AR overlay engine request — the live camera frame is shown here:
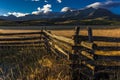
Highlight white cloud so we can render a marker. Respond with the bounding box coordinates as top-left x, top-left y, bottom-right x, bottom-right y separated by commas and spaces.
32, 0, 48, 2
45, 0, 48, 3
32, 11, 41, 15
3, 14, 8, 16
57, 0, 62, 3
87, 2, 102, 9
37, 7, 41, 11
32, 4, 52, 15
86, 1, 120, 9
7, 12, 29, 17
32, 0, 39, 2
61, 7, 74, 12
42, 4, 52, 13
